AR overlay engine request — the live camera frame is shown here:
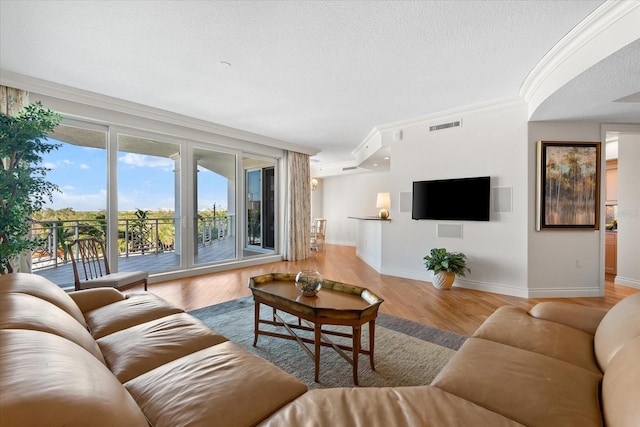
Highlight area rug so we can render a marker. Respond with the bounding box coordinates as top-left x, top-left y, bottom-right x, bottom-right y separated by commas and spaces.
189, 296, 466, 389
